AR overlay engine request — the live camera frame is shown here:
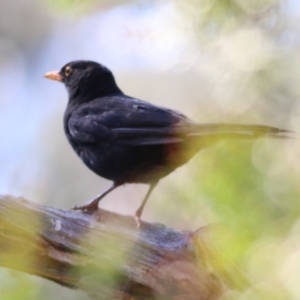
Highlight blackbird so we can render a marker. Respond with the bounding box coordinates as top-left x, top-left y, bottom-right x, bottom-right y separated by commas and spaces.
45, 60, 290, 225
